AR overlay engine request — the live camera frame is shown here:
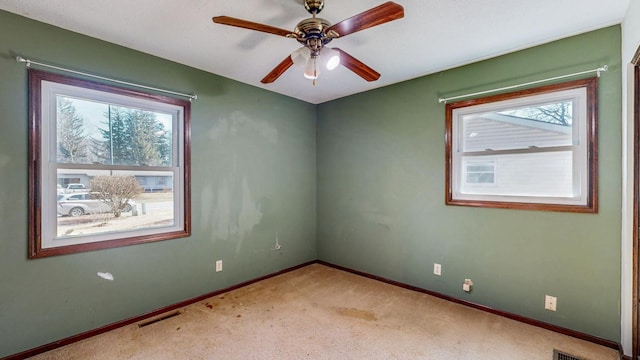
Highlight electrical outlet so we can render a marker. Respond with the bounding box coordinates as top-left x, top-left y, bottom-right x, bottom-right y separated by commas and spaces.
215, 260, 223, 272
433, 263, 442, 276
463, 278, 473, 292
544, 295, 557, 311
